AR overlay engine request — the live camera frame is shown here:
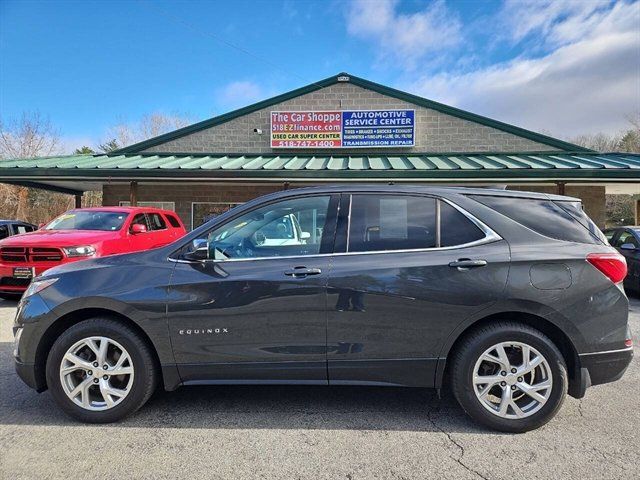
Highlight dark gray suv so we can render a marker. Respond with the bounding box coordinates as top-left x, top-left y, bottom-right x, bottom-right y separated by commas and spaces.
13, 186, 633, 432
